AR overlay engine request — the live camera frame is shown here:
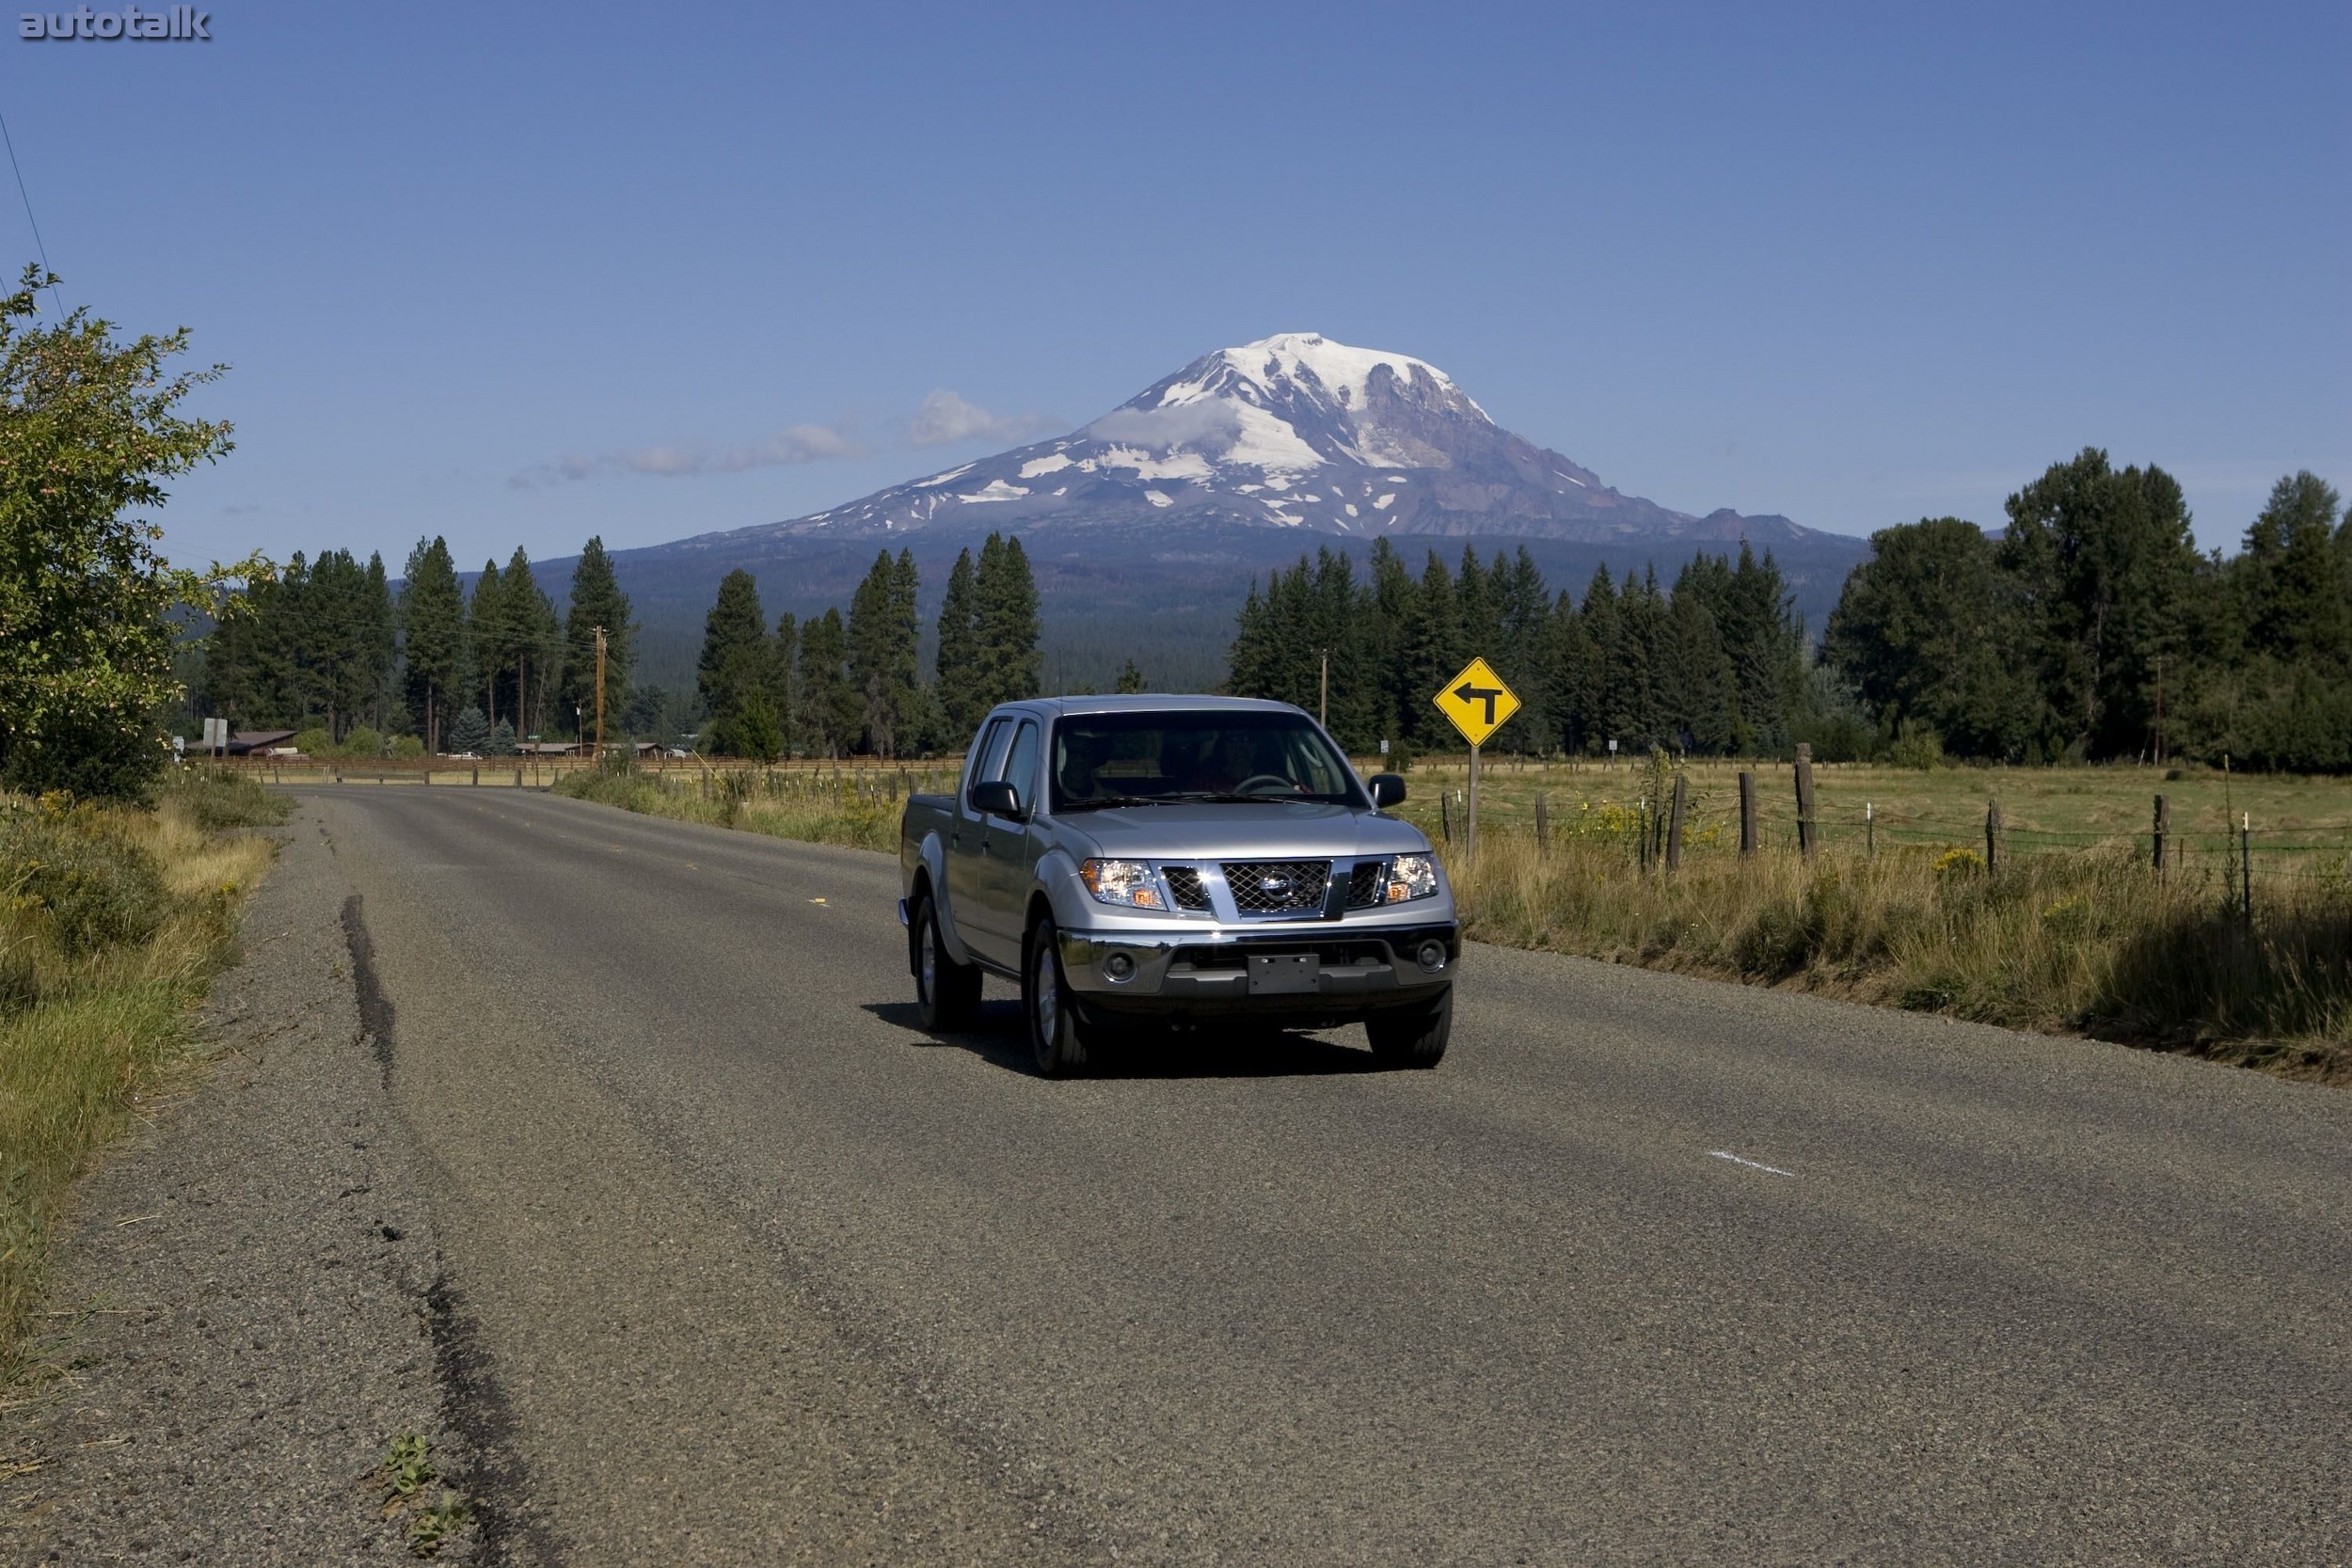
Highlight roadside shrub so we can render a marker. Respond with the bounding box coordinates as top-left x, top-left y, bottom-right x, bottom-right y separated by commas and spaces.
0, 802, 167, 958
291, 726, 330, 757
389, 735, 425, 760
155, 768, 292, 832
